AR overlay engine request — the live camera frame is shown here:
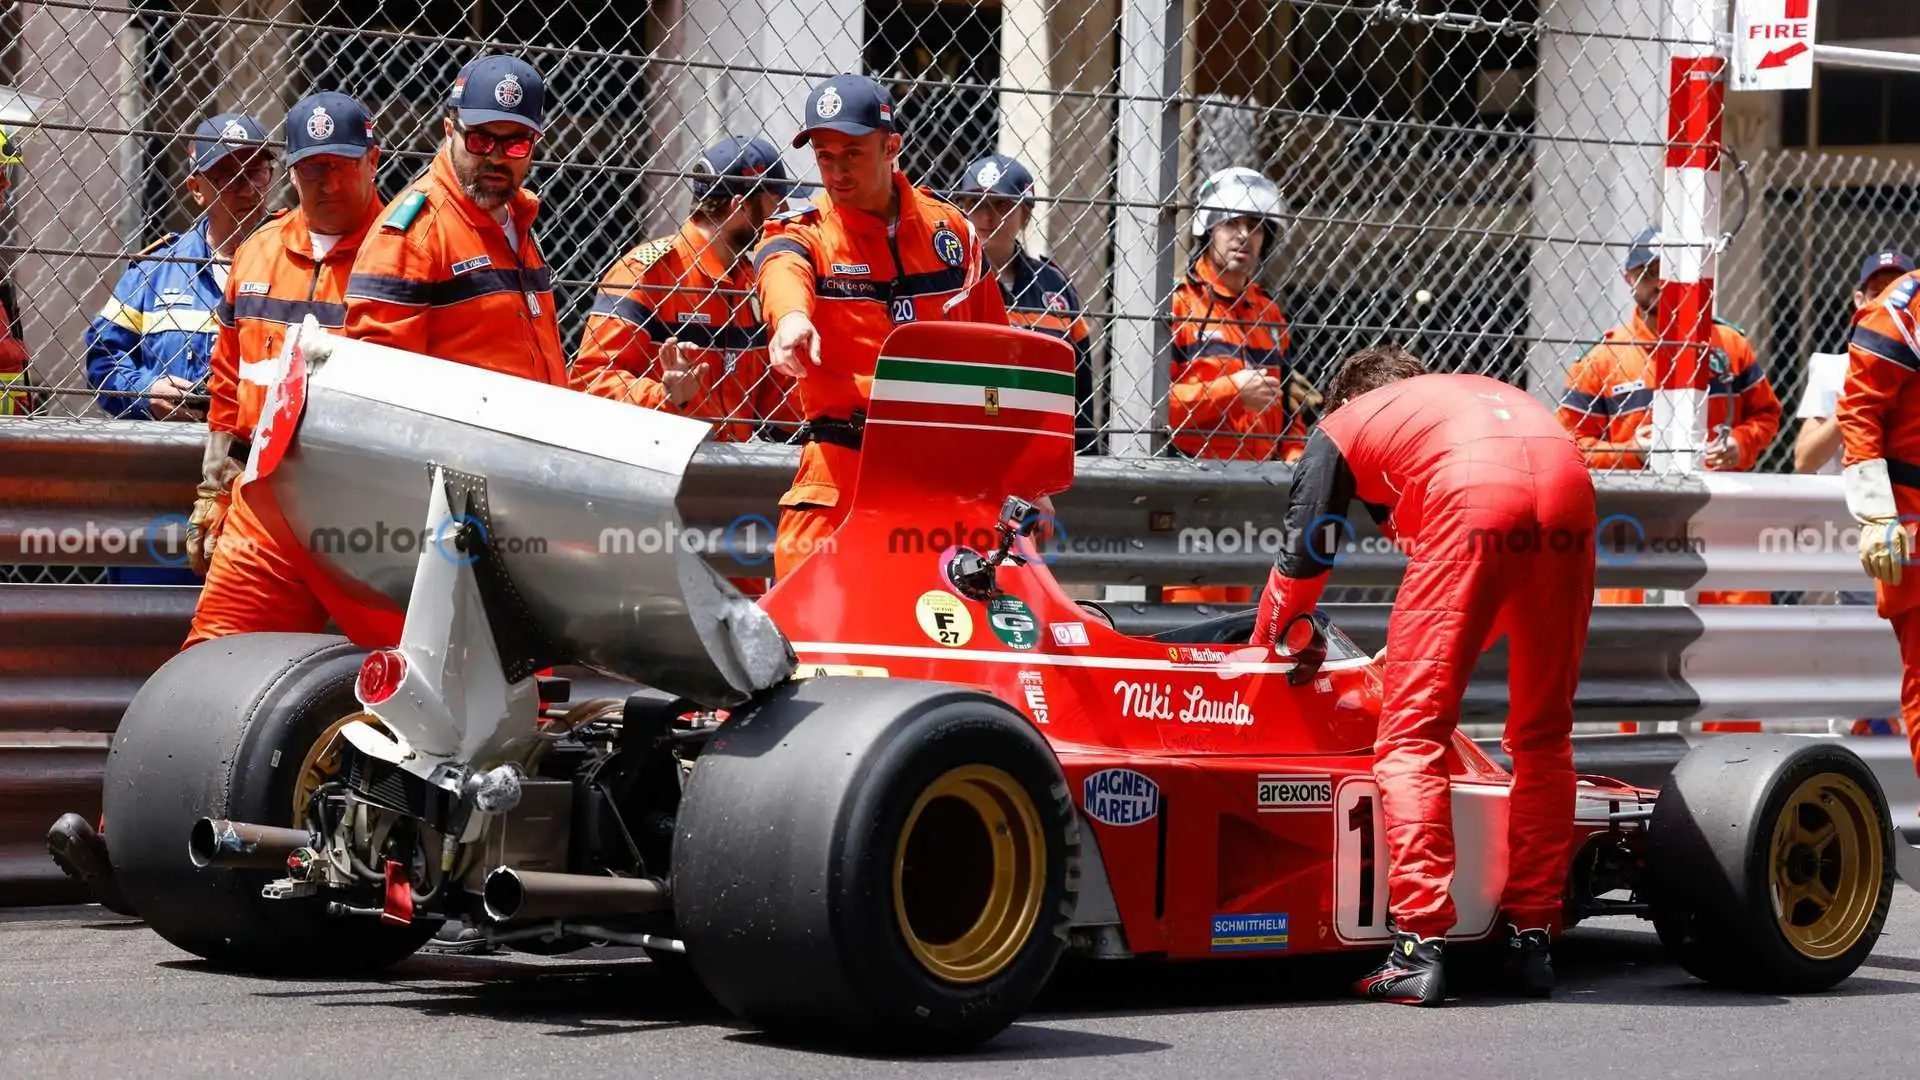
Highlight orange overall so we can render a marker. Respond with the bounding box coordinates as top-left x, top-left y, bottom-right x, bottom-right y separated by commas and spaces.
1558, 310, 1783, 731
185, 147, 569, 651
575, 220, 800, 593
1838, 269, 1920, 774
1164, 256, 1310, 604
